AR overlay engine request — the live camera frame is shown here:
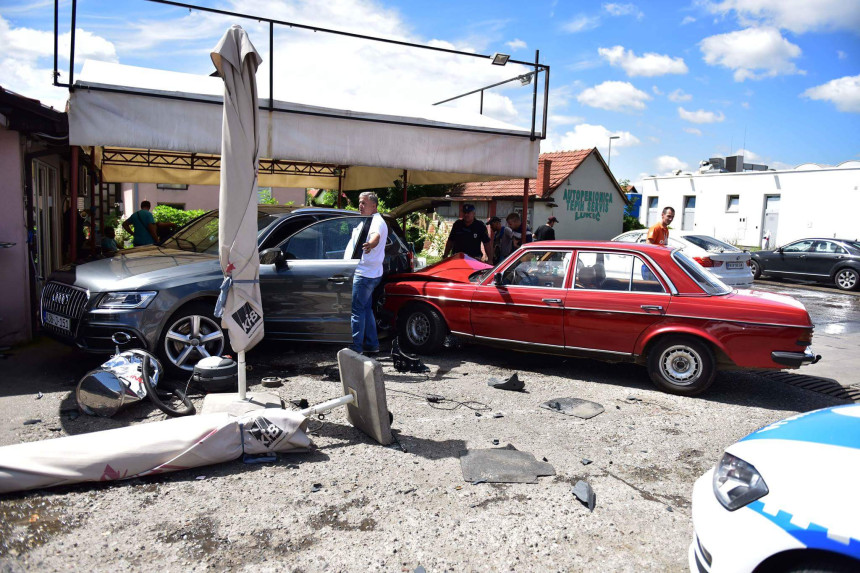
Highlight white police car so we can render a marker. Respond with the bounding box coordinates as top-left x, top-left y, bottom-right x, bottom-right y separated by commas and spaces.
690, 404, 860, 572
